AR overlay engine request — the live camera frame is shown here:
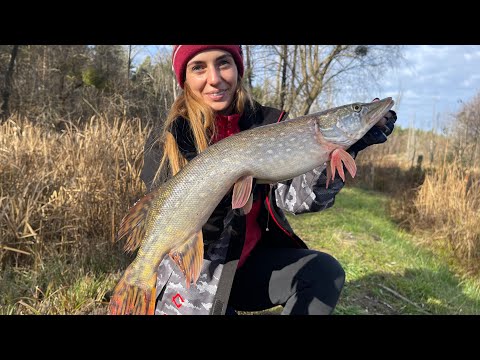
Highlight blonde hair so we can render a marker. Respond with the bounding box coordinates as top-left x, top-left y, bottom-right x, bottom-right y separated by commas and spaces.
151, 79, 254, 187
